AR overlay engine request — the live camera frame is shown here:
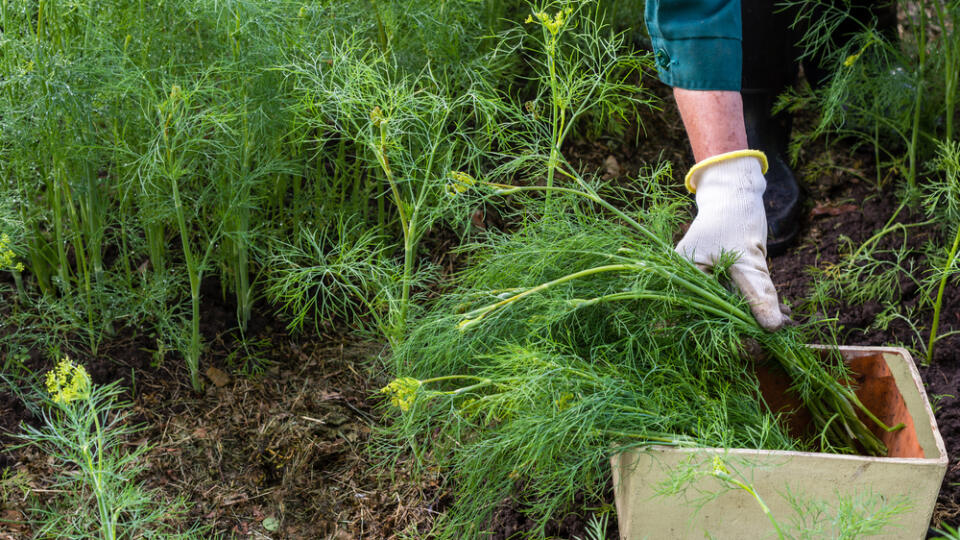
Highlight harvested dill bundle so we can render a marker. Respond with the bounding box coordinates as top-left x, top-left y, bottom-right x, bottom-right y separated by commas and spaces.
380, 173, 897, 538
